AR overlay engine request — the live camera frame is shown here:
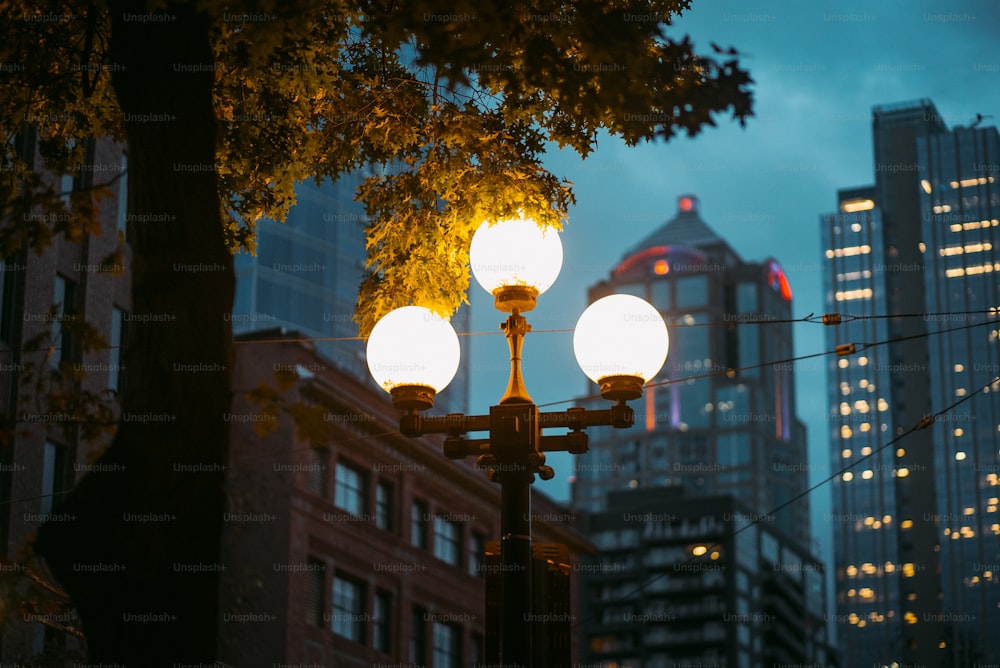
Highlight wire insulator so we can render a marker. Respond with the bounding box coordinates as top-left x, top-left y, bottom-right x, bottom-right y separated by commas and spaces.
822, 313, 842, 325
835, 343, 857, 356
917, 415, 935, 430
